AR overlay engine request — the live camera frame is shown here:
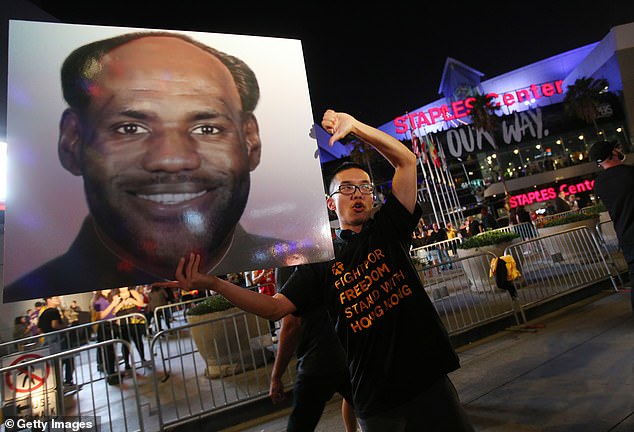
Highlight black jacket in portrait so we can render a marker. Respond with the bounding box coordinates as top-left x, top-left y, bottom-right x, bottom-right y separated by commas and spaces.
4, 217, 318, 302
